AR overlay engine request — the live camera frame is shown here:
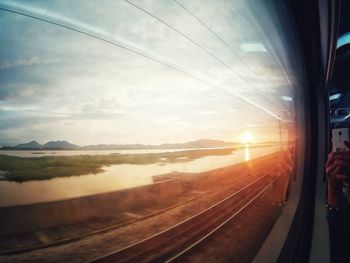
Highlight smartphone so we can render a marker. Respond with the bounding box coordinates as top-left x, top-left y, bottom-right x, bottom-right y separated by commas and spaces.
332, 128, 350, 152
